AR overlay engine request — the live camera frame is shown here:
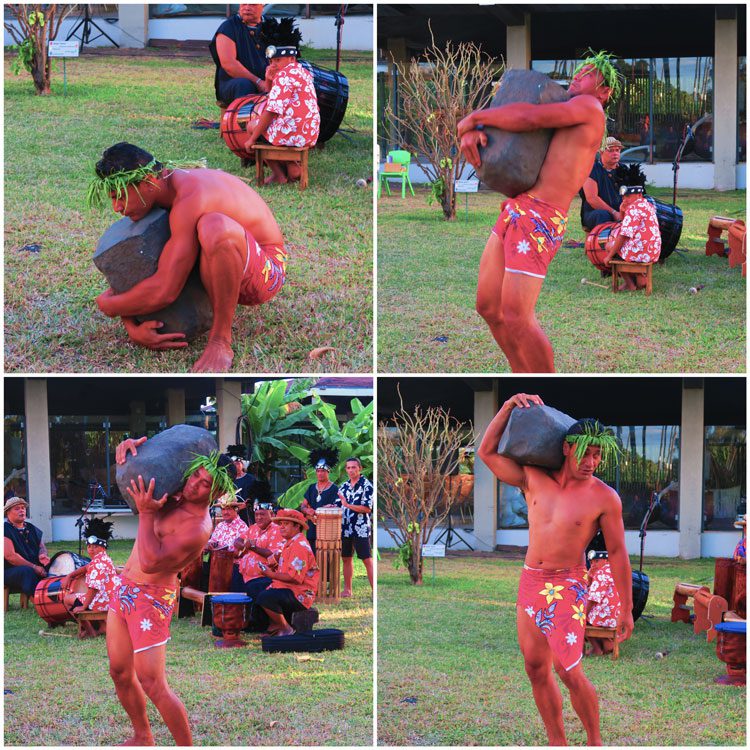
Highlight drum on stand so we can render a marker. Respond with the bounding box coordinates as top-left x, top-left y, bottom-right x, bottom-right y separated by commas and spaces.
208, 548, 236, 593
584, 222, 618, 274
299, 61, 349, 143
220, 94, 267, 158
34, 575, 88, 626
315, 508, 342, 601
644, 196, 683, 259
48, 550, 90, 576
211, 593, 251, 648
